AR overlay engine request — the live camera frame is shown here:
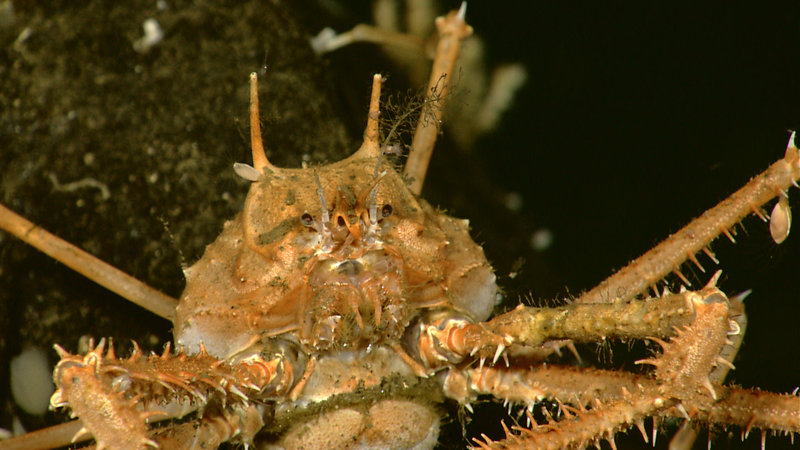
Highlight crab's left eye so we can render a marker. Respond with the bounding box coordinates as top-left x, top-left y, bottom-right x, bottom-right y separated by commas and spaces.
381, 204, 393, 218
301, 212, 314, 227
